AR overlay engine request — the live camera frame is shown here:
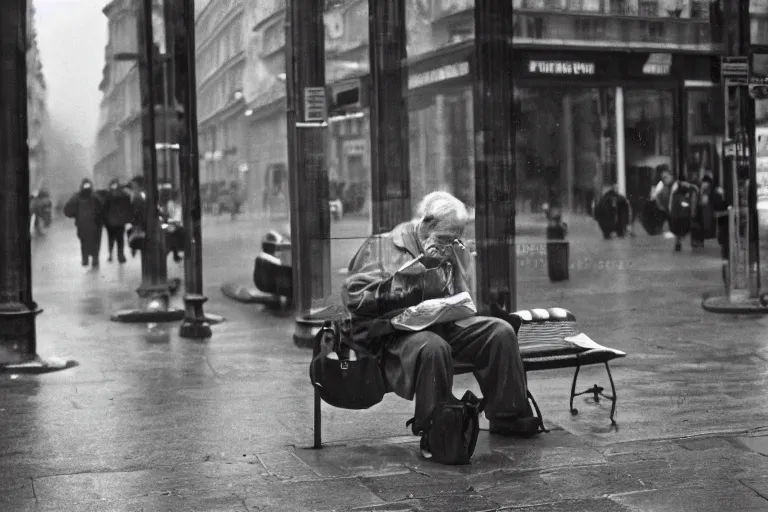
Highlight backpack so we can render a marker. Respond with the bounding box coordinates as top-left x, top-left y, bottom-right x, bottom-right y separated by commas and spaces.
407, 390, 484, 465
